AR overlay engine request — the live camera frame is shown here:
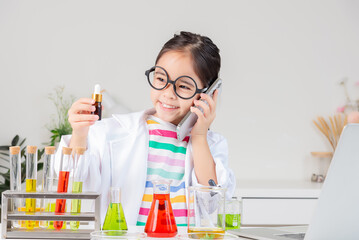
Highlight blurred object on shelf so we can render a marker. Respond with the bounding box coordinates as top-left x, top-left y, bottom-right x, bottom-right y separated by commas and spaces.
348, 111, 359, 123
311, 174, 325, 183
311, 152, 333, 158
310, 152, 333, 182
313, 114, 347, 150
337, 77, 359, 114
